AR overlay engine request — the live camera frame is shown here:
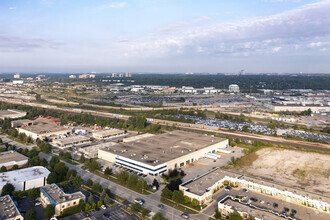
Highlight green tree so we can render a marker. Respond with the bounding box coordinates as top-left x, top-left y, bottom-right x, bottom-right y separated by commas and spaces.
78, 199, 85, 211
92, 183, 103, 193
242, 125, 249, 132
100, 189, 107, 201
97, 200, 103, 207
152, 212, 164, 220
85, 179, 93, 187
44, 204, 55, 219
72, 175, 83, 188
131, 203, 141, 213
191, 198, 199, 207
84, 203, 92, 211
11, 164, 19, 170
87, 160, 99, 172
104, 167, 112, 175
66, 169, 77, 180
79, 153, 85, 163
161, 187, 173, 200
0, 166, 7, 172
184, 196, 190, 204
47, 172, 58, 184
1, 183, 15, 196
27, 188, 40, 199
172, 190, 184, 204
25, 209, 37, 220
49, 156, 60, 169
88, 194, 94, 204
127, 174, 139, 187
228, 210, 243, 220
104, 194, 111, 205
118, 171, 129, 184
54, 162, 68, 181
